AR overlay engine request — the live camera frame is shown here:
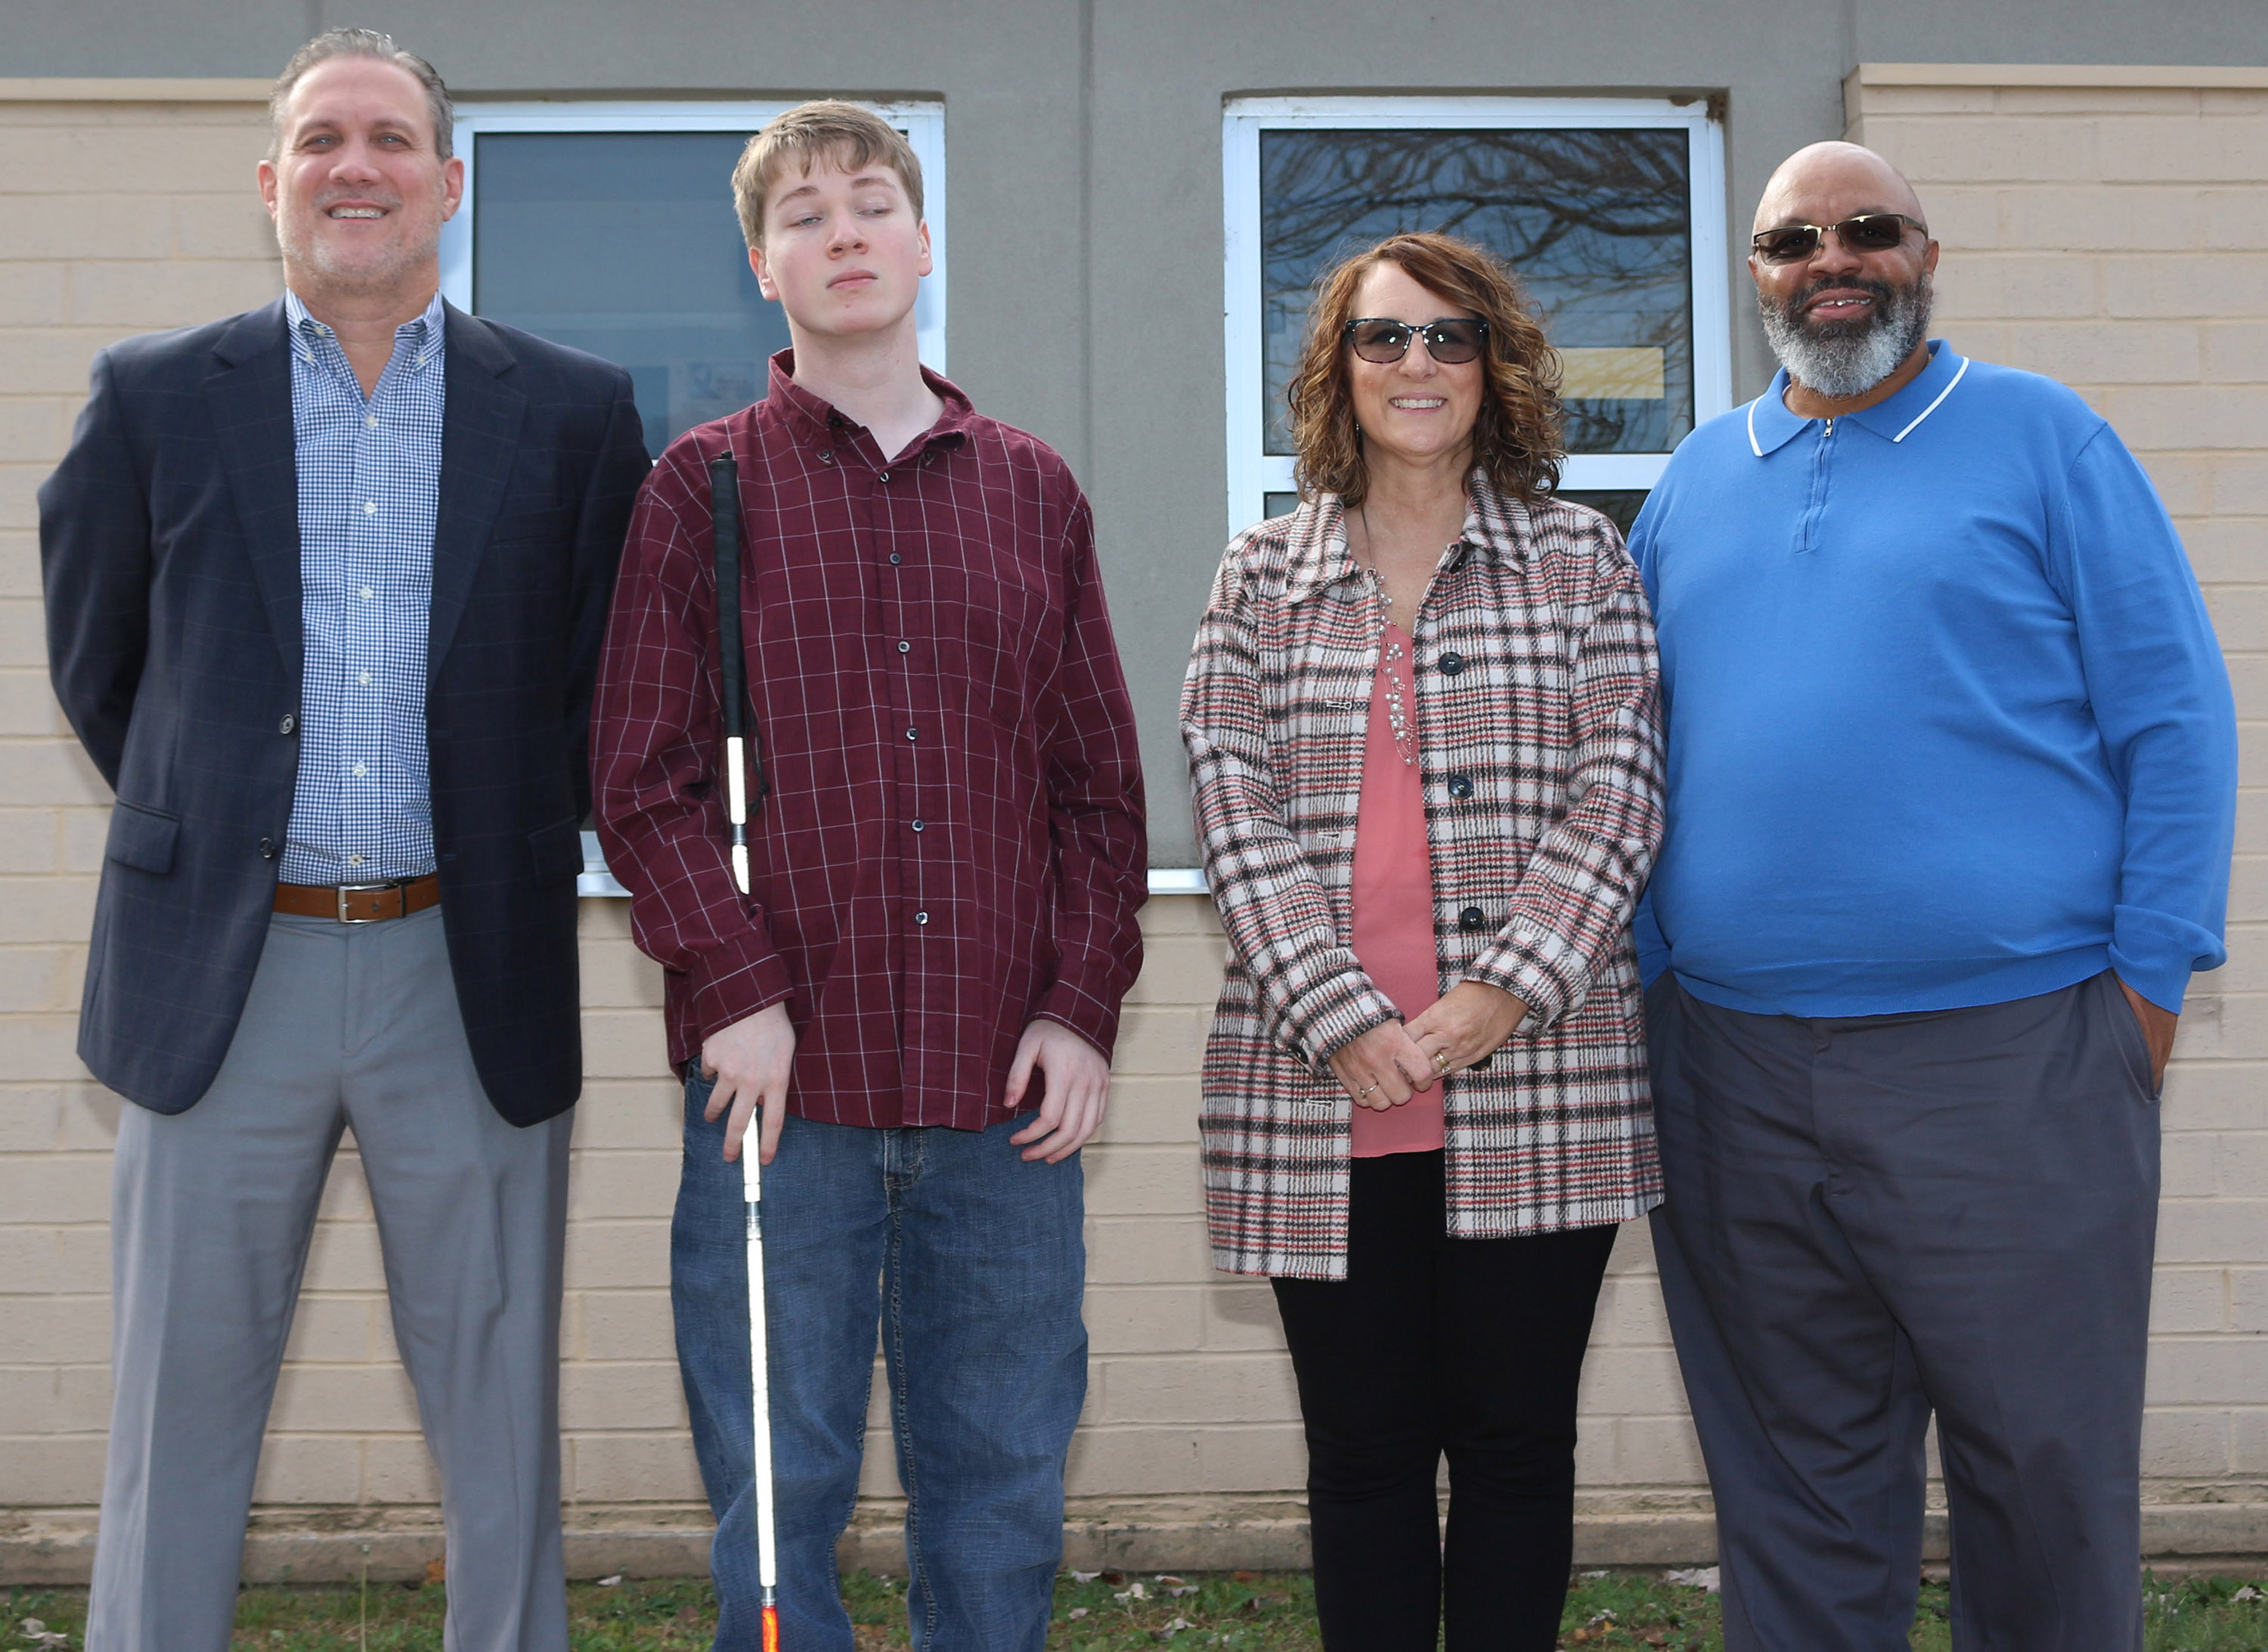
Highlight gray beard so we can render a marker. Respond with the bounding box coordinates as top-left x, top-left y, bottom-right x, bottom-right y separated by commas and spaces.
1758, 271, 1934, 400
